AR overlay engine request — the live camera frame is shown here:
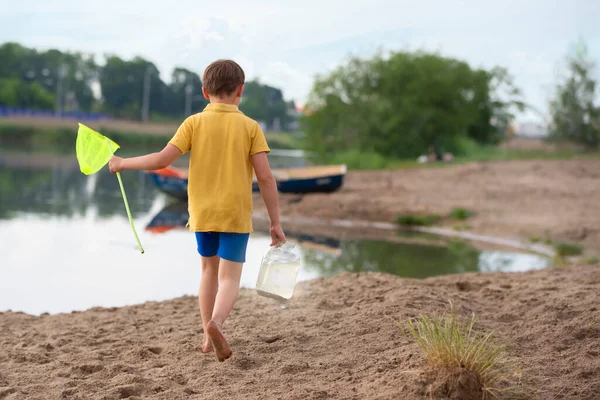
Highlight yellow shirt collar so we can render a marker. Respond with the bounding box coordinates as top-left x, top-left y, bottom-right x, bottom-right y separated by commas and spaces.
204, 103, 240, 113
